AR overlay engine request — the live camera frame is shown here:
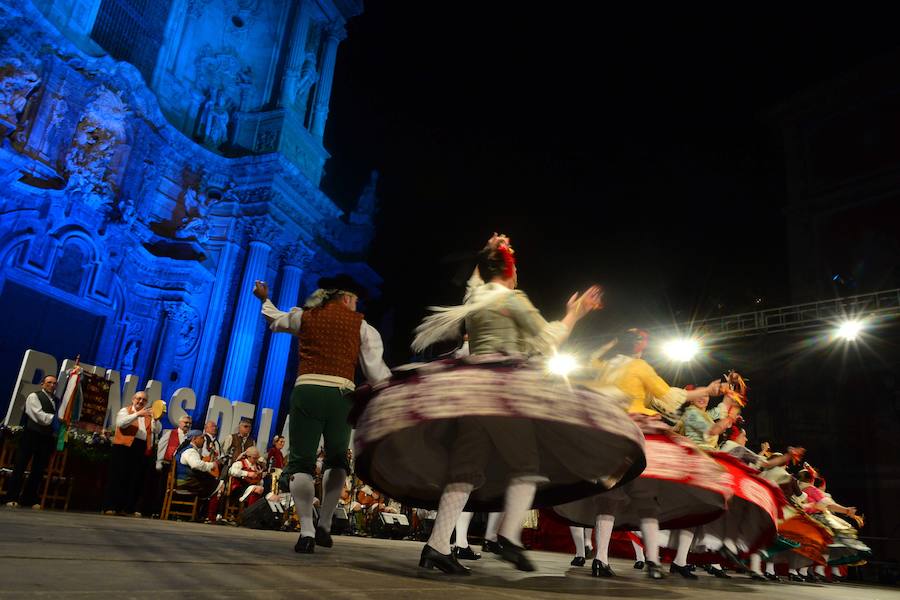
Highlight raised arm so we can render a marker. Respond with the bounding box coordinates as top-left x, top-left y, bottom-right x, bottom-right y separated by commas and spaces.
255, 280, 303, 334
